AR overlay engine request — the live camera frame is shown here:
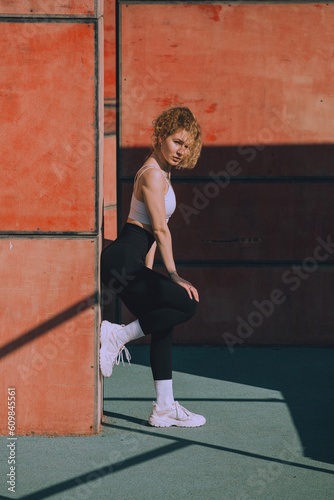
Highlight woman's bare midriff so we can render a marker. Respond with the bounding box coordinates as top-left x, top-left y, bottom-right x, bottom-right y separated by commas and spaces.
126, 217, 154, 236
